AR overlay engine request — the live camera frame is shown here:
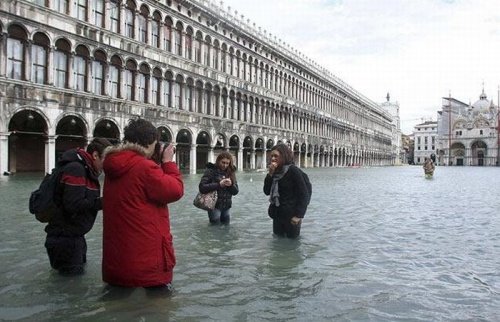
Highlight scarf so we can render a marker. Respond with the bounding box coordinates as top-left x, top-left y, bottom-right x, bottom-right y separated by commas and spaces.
269, 164, 290, 207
